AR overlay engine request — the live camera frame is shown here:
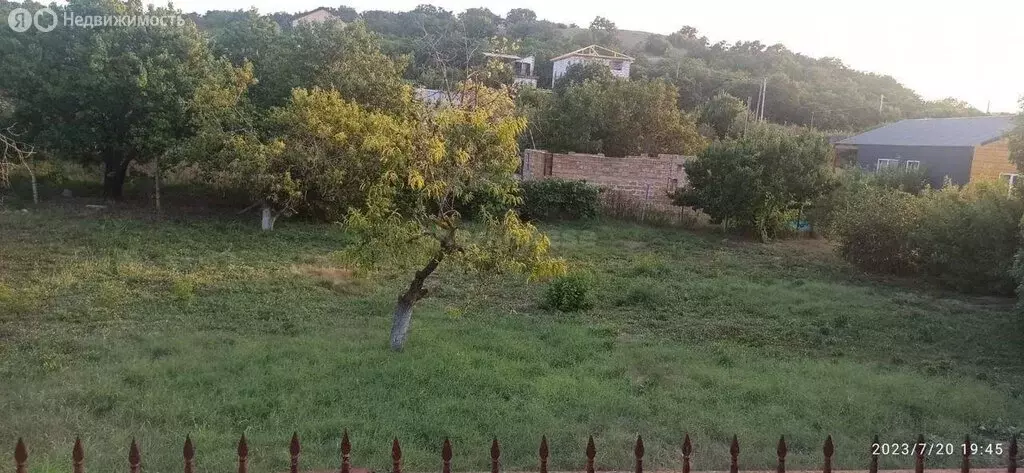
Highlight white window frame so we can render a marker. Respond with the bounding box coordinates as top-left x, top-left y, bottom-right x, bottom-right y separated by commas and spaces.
905, 160, 921, 170
877, 158, 900, 170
